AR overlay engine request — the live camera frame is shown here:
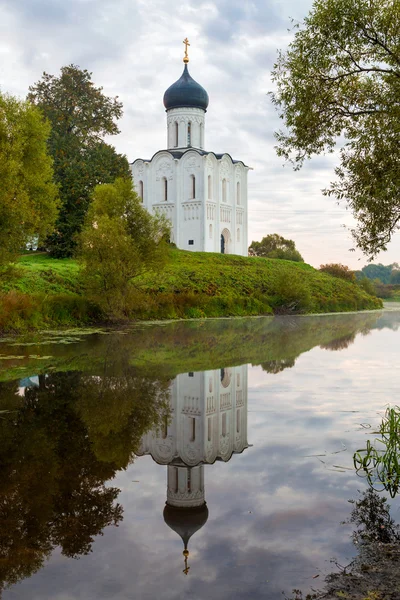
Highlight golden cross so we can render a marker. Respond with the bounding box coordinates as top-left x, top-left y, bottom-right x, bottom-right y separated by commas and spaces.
183, 38, 190, 63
